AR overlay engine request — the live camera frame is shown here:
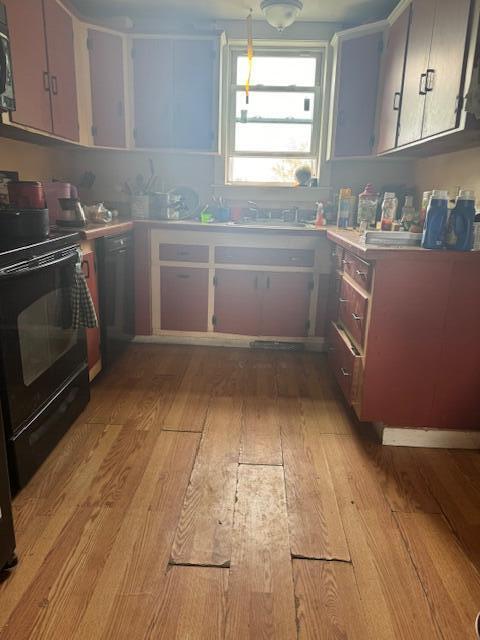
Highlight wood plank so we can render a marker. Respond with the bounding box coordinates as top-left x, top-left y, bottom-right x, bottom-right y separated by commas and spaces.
225, 465, 297, 640
395, 512, 480, 640
293, 559, 369, 639
280, 398, 350, 561
171, 396, 243, 566
240, 396, 283, 465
